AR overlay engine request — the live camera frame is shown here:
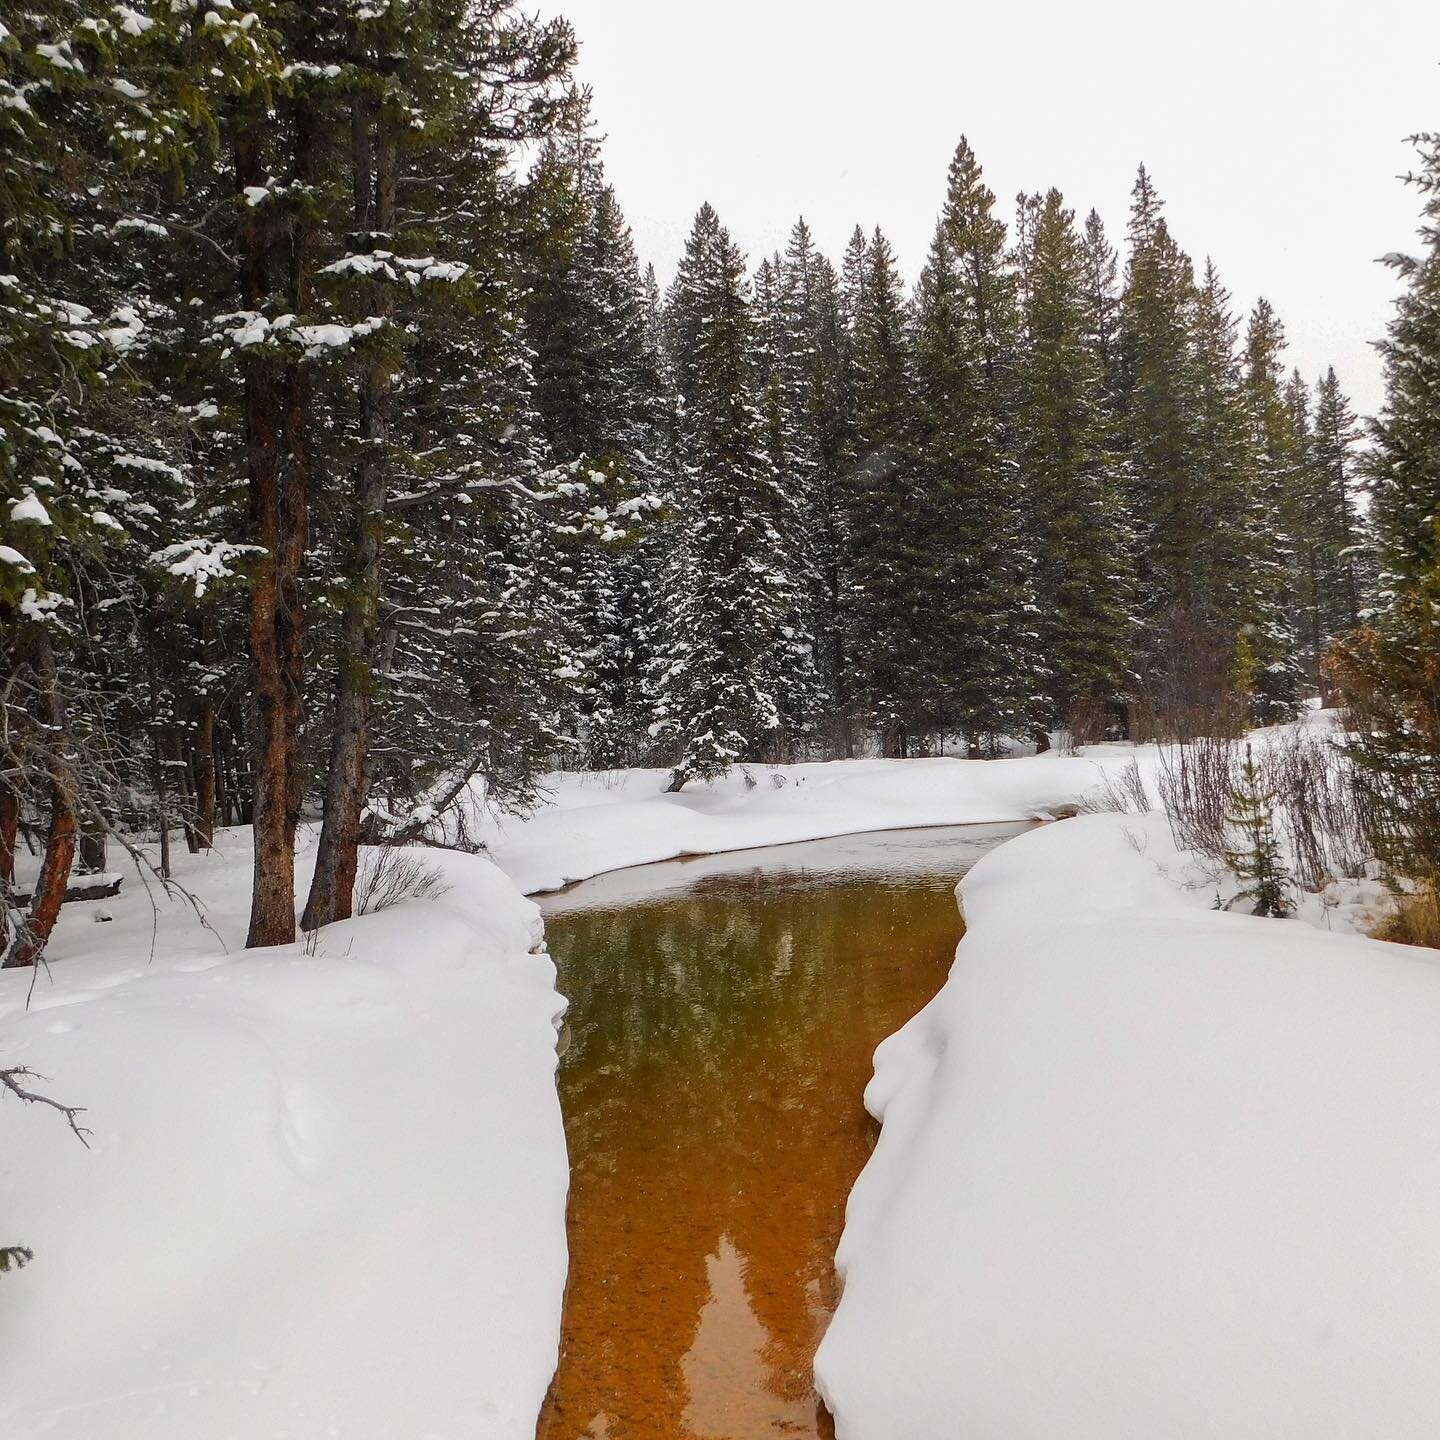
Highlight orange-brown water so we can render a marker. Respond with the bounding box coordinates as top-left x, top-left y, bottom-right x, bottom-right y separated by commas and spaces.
535, 824, 1025, 1440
